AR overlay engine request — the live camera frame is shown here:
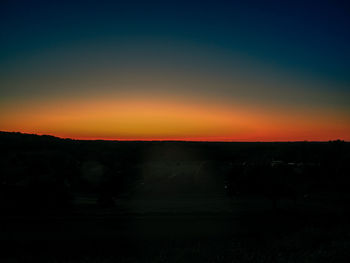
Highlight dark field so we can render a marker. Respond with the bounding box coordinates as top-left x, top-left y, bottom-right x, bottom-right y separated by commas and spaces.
1, 132, 350, 262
